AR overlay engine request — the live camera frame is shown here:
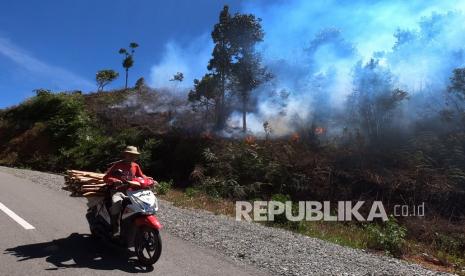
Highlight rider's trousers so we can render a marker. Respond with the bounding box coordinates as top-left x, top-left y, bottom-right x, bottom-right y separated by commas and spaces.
110, 191, 126, 216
